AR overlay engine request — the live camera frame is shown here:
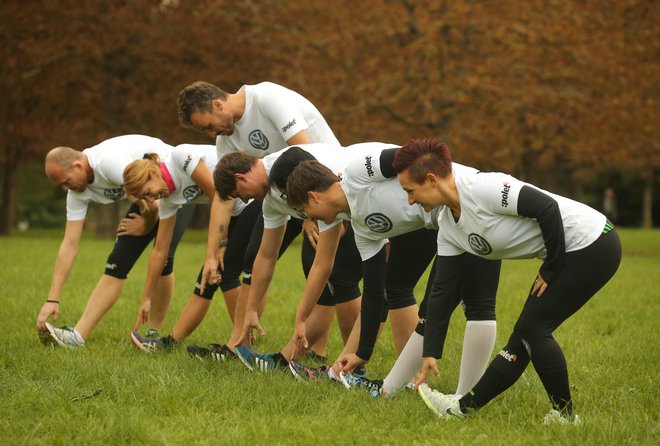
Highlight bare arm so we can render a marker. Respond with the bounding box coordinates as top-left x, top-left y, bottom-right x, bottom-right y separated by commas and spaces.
236, 224, 286, 346
291, 224, 342, 348
37, 219, 85, 330
134, 215, 176, 330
